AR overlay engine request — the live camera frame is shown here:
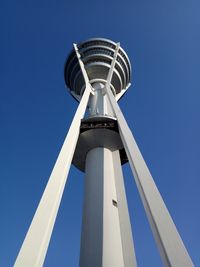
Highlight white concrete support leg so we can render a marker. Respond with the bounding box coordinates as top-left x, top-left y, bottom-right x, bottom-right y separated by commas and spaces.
80, 147, 125, 267
106, 86, 194, 267
14, 87, 91, 267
